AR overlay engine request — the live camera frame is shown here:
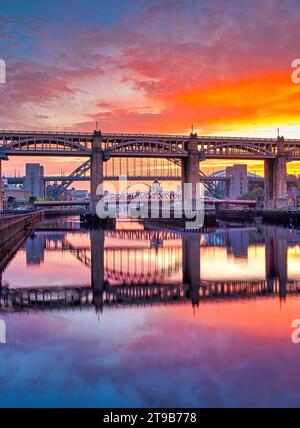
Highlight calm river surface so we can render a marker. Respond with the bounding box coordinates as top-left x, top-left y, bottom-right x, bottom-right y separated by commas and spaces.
1, 216, 300, 407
